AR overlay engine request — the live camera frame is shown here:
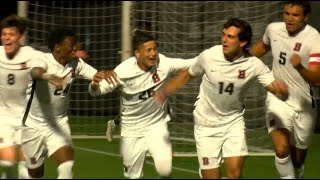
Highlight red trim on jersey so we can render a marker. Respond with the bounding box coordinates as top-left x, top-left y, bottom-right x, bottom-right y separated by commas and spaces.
309, 54, 320, 58
309, 61, 320, 65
